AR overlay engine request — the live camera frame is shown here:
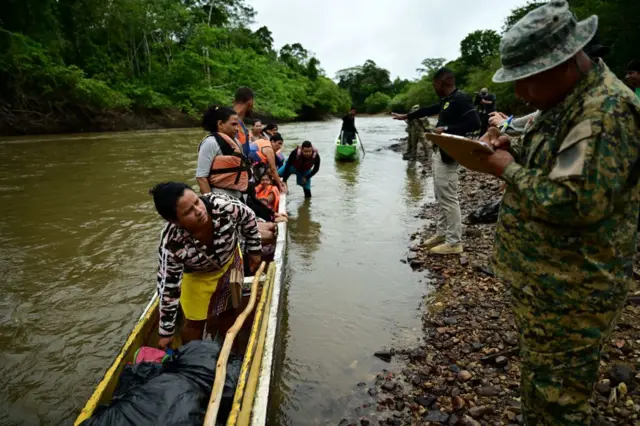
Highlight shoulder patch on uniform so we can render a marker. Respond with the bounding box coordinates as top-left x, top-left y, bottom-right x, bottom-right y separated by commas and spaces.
557, 119, 592, 153
443, 102, 450, 110
549, 120, 592, 181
